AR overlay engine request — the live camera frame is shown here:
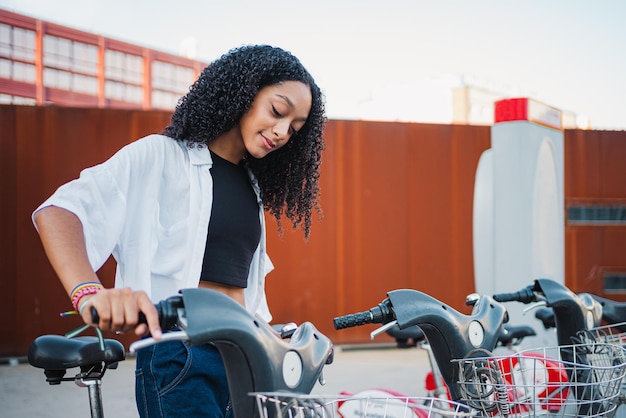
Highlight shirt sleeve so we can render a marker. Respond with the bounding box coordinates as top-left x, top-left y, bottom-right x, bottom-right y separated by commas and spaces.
32, 145, 135, 271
